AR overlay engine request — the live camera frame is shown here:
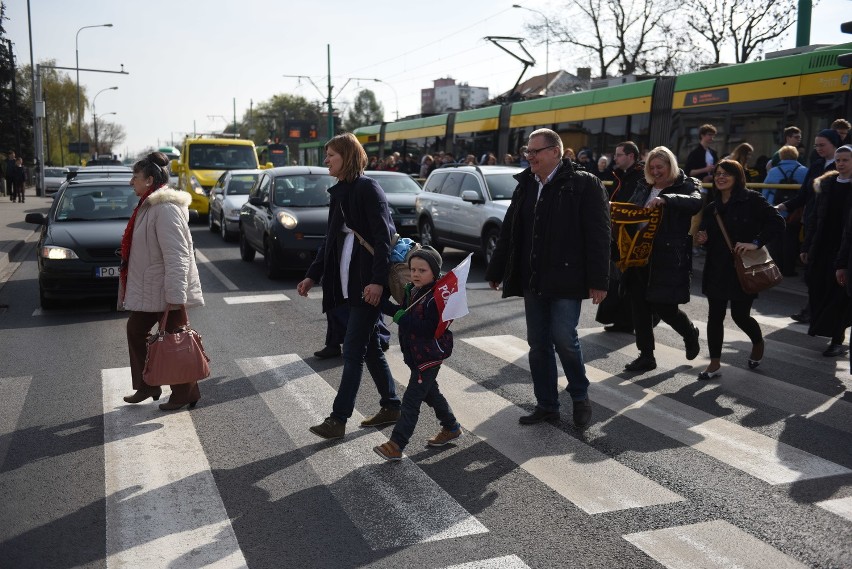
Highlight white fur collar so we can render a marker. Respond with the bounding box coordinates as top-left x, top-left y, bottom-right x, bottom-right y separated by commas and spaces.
145, 187, 192, 207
